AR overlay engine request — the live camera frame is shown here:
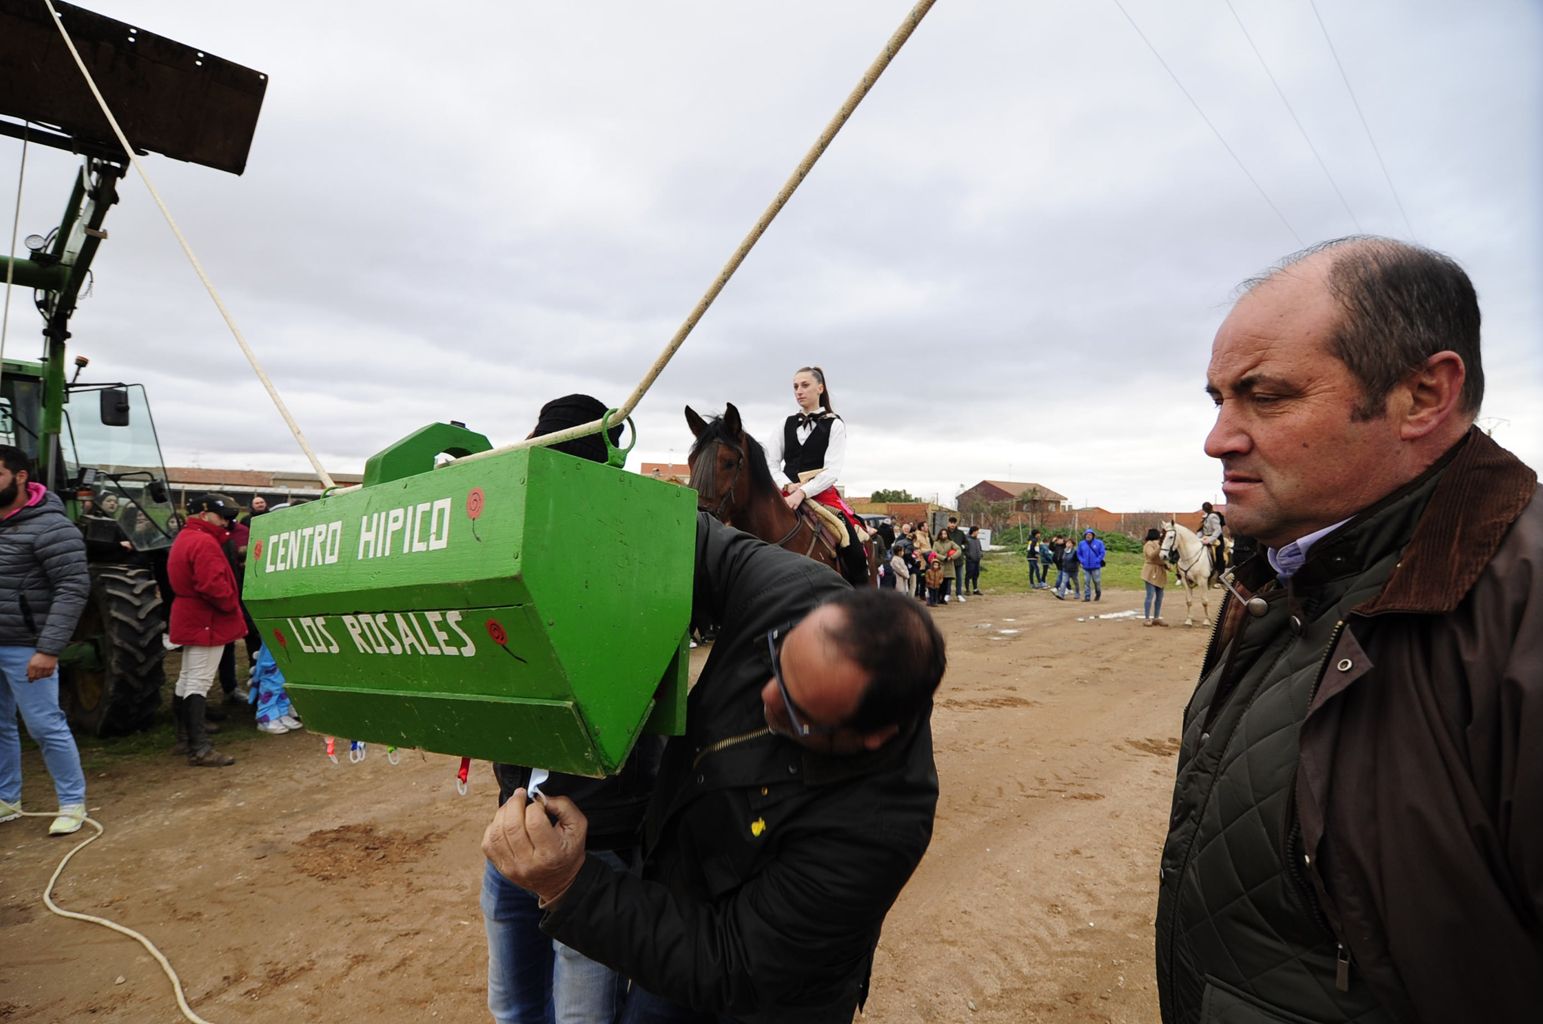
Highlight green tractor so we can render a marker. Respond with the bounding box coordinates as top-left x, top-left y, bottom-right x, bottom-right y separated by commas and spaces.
1, 352, 178, 734
1, 0, 267, 733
